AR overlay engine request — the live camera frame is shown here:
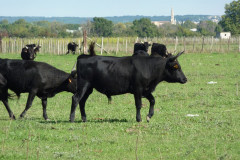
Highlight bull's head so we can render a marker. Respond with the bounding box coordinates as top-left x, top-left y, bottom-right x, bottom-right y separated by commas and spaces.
27, 47, 36, 60
164, 51, 187, 84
